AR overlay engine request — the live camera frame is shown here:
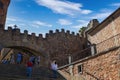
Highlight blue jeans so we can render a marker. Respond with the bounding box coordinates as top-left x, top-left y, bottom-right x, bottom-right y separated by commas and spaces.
52, 70, 57, 78
26, 67, 32, 77
17, 58, 21, 64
